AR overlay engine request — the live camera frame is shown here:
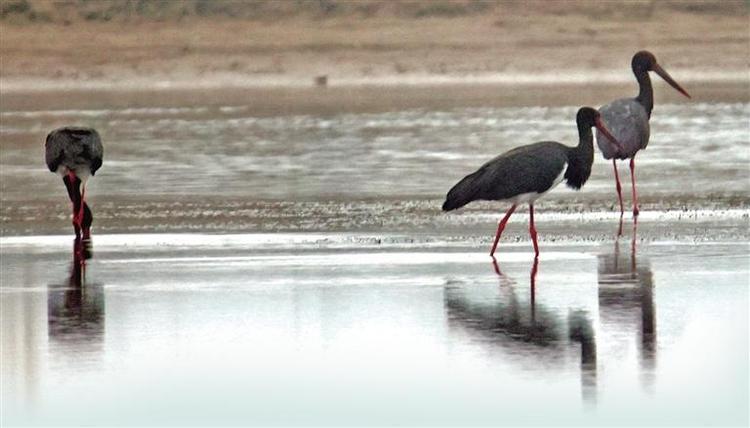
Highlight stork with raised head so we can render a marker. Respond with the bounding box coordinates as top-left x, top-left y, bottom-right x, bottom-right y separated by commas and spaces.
442, 107, 622, 257
45, 127, 103, 242
597, 51, 691, 217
